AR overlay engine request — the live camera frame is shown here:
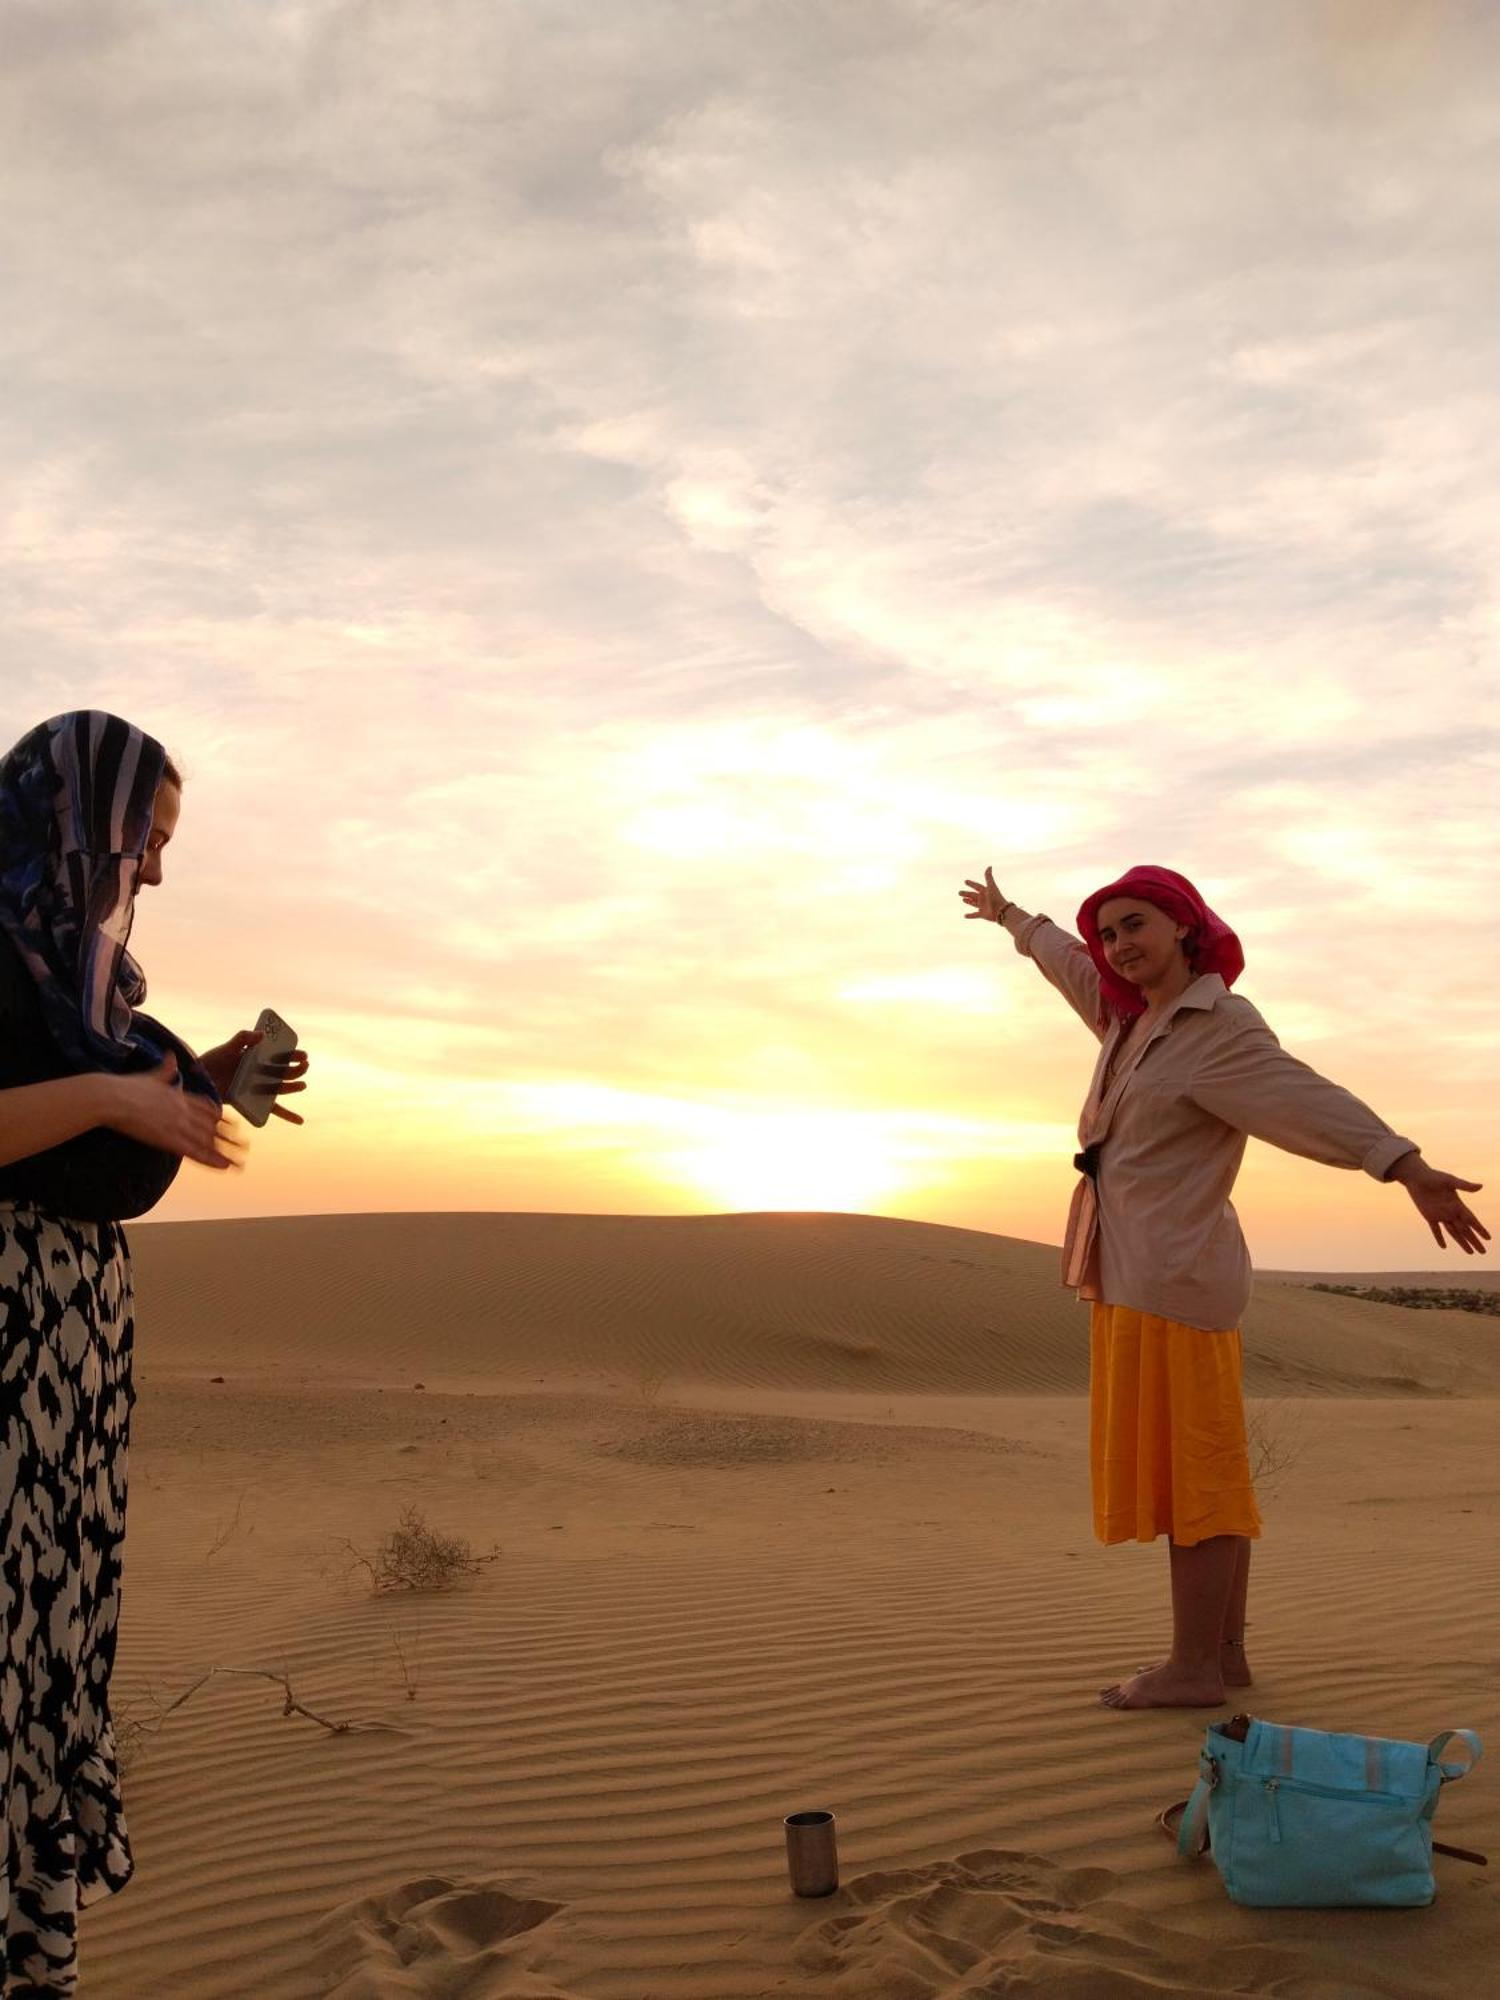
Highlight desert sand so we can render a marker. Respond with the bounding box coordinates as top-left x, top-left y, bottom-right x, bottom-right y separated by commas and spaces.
81, 1212, 1498, 1999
